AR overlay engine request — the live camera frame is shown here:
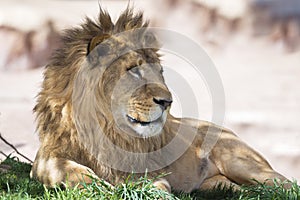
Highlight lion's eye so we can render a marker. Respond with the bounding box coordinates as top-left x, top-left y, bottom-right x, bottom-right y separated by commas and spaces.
128, 65, 142, 78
